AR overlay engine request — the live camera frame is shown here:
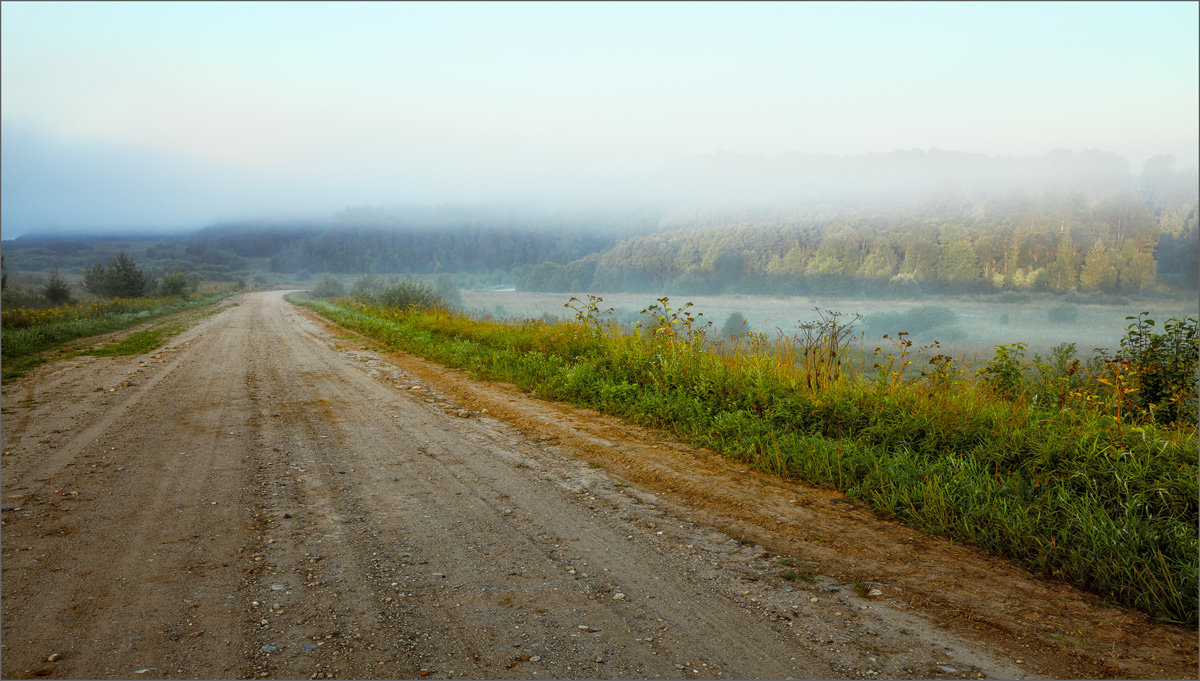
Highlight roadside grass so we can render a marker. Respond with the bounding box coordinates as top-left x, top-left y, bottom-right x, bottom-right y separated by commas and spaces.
88, 302, 229, 358
289, 293, 1198, 624
2, 293, 235, 380
88, 321, 185, 357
